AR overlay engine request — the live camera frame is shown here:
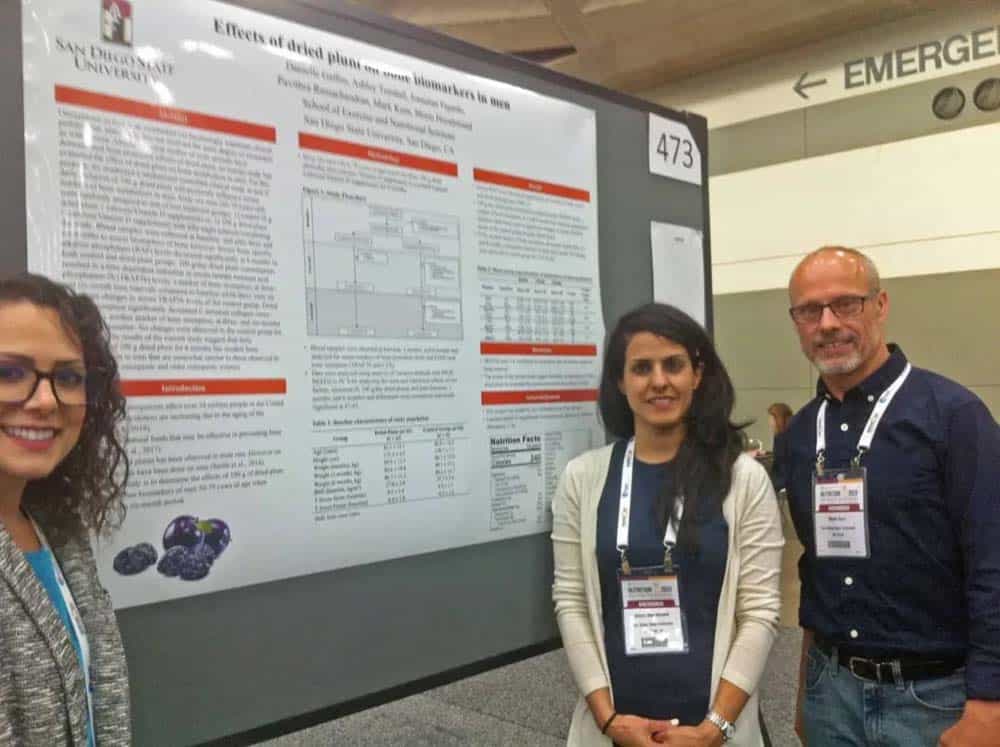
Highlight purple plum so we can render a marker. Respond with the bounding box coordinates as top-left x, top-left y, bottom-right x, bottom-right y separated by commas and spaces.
199, 518, 231, 556
163, 515, 204, 551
